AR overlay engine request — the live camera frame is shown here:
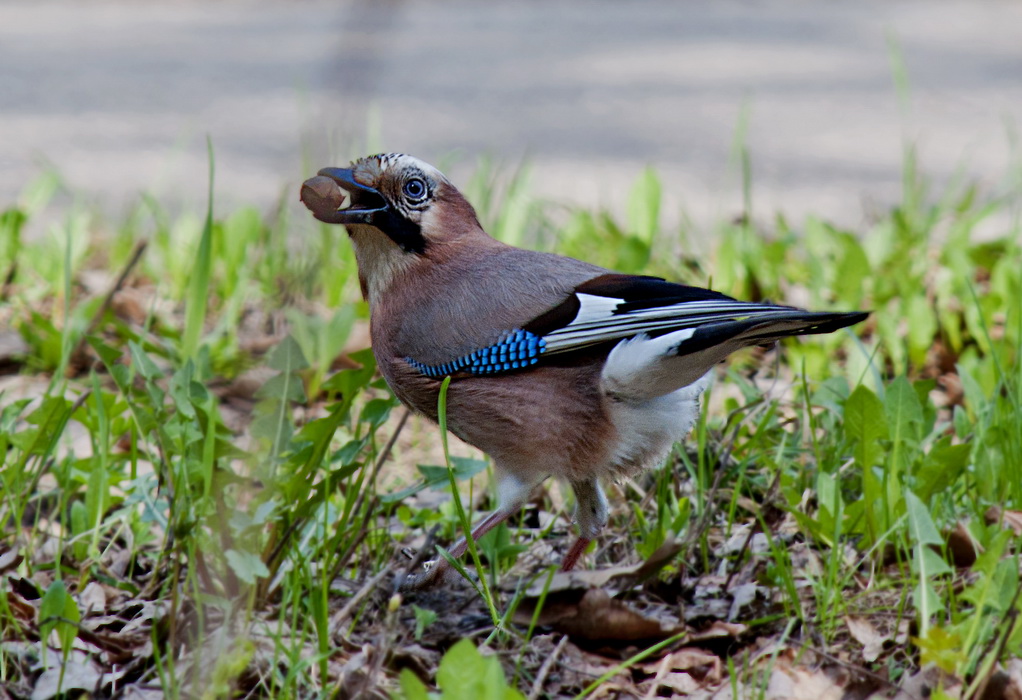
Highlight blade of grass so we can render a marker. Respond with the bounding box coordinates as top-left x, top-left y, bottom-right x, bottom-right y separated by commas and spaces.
437, 376, 500, 627
182, 136, 215, 360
